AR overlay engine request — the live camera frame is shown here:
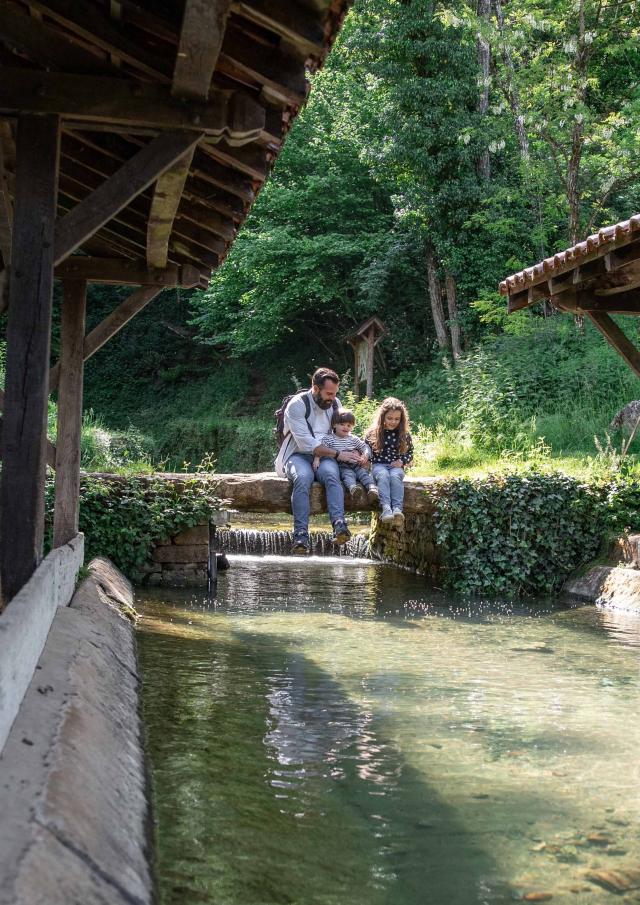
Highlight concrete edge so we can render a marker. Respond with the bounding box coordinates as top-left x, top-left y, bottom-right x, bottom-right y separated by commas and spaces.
0, 534, 84, 754
0, 558, 153, 905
